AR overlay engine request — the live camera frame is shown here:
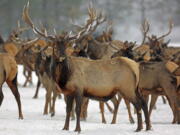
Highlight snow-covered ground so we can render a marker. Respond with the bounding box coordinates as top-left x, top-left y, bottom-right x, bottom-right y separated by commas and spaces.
0, 65, 180, 135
